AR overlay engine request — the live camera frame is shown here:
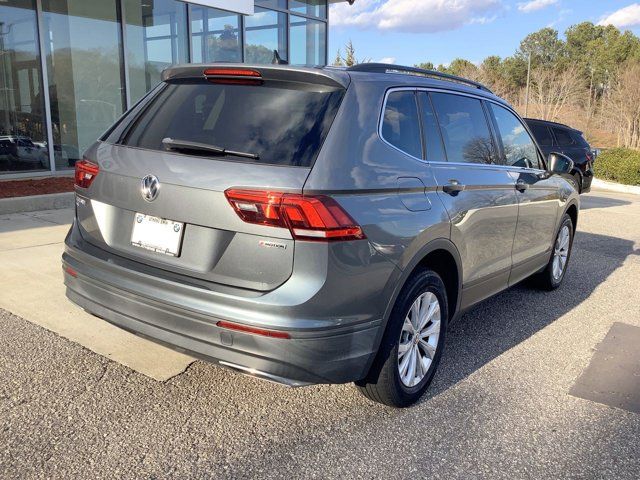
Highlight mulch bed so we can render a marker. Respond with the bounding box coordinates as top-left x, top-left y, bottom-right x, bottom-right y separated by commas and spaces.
0, 177, 75, 199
